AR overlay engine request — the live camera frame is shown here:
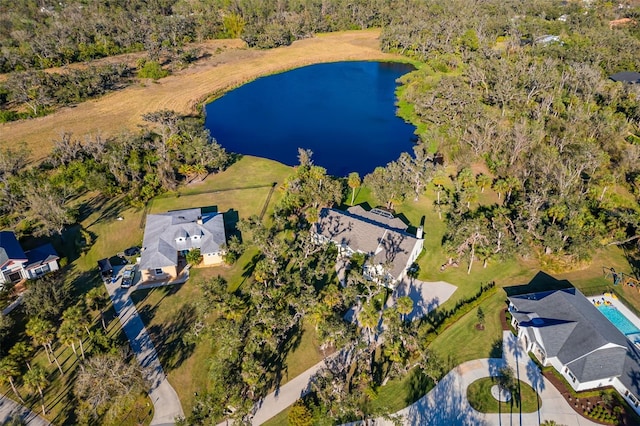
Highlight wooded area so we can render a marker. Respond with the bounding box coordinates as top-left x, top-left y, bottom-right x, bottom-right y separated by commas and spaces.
2, 0, 640, 424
